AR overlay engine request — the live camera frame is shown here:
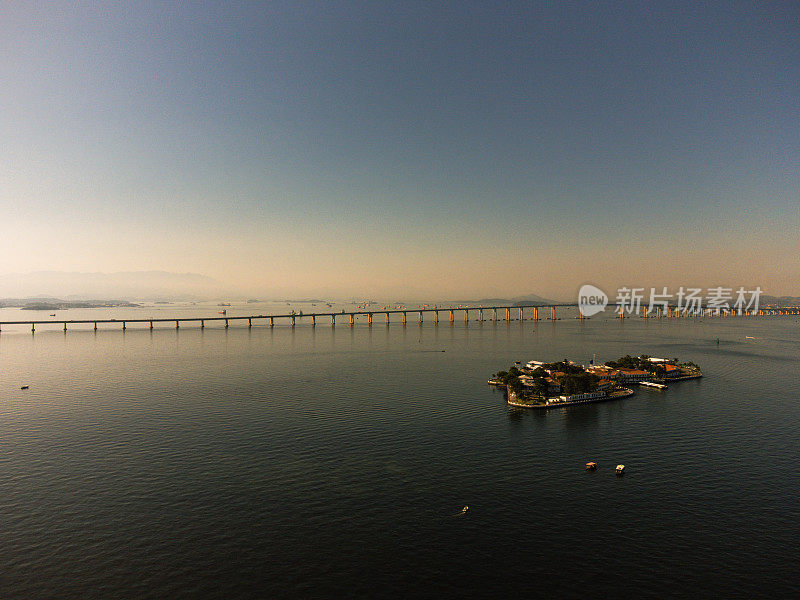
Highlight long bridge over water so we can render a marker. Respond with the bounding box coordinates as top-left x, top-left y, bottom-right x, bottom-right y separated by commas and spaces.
0, 304, 797, 333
